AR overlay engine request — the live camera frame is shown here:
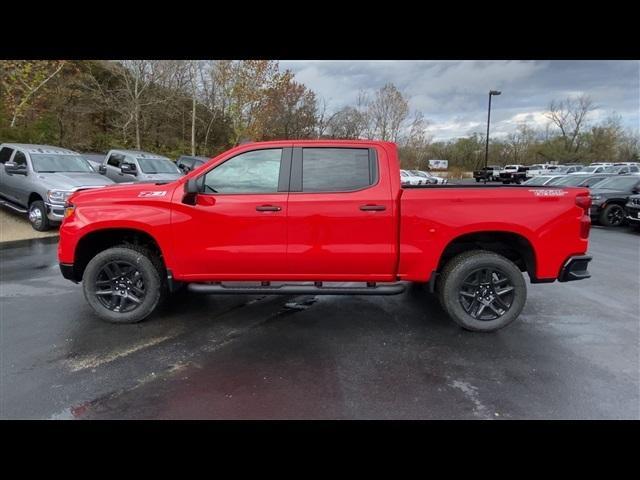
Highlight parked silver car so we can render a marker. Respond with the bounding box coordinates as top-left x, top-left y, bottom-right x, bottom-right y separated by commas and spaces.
0, 143, 114, 231
97, 149, 183, 183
